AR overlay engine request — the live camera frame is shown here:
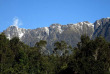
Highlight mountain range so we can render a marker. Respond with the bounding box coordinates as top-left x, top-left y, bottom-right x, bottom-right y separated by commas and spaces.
2, 18, 110, 52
